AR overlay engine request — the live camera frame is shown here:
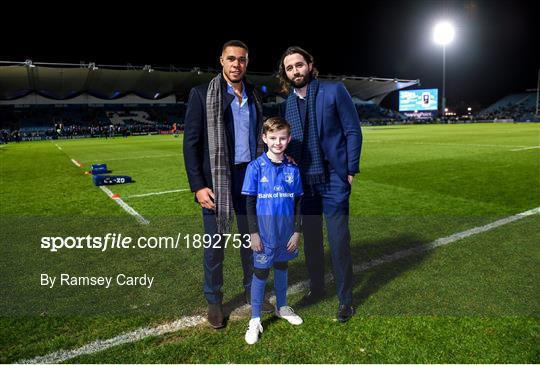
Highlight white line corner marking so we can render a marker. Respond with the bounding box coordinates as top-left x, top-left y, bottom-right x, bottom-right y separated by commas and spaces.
62, 146, 149, 225
18, 206, 539, 364
100, 186, 150, 225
